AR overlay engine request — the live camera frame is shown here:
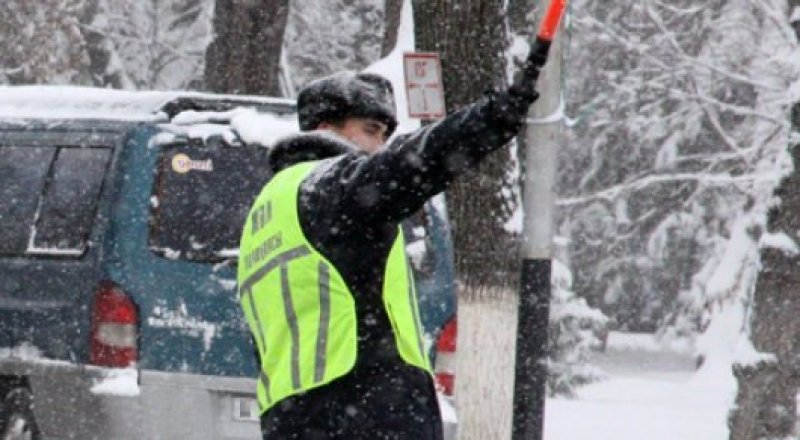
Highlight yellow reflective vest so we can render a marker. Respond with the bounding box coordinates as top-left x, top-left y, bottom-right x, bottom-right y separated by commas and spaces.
238, 161, 432, 414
